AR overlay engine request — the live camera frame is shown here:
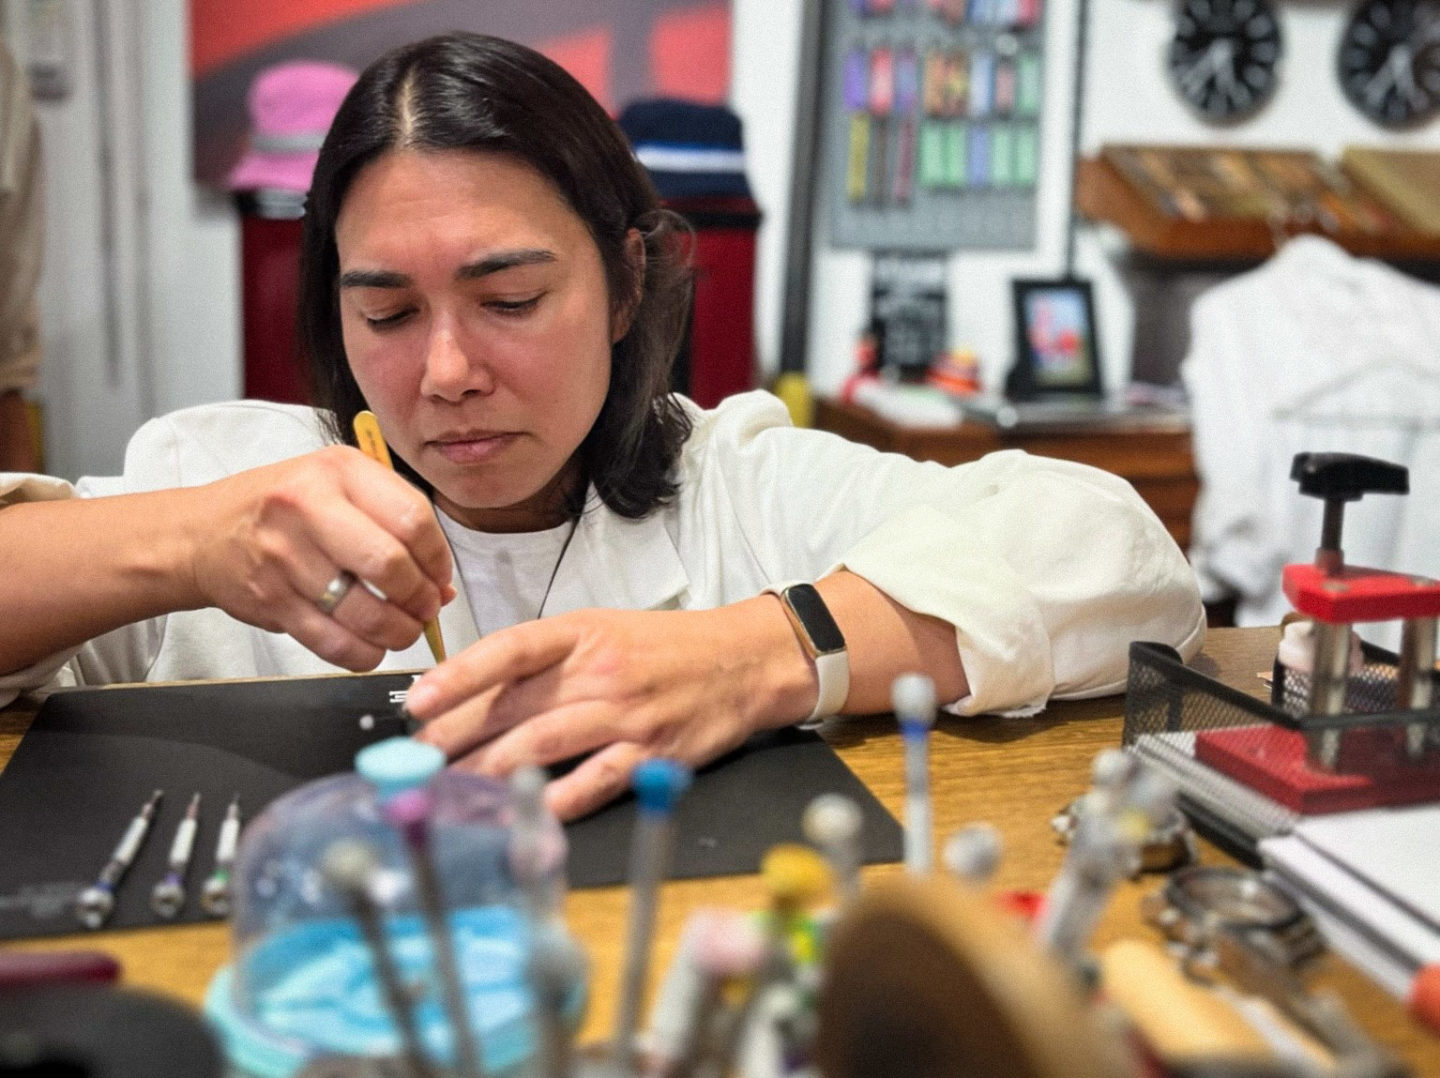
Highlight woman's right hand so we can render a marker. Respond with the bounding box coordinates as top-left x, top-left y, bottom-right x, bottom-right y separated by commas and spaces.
186, 446, 453, 671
